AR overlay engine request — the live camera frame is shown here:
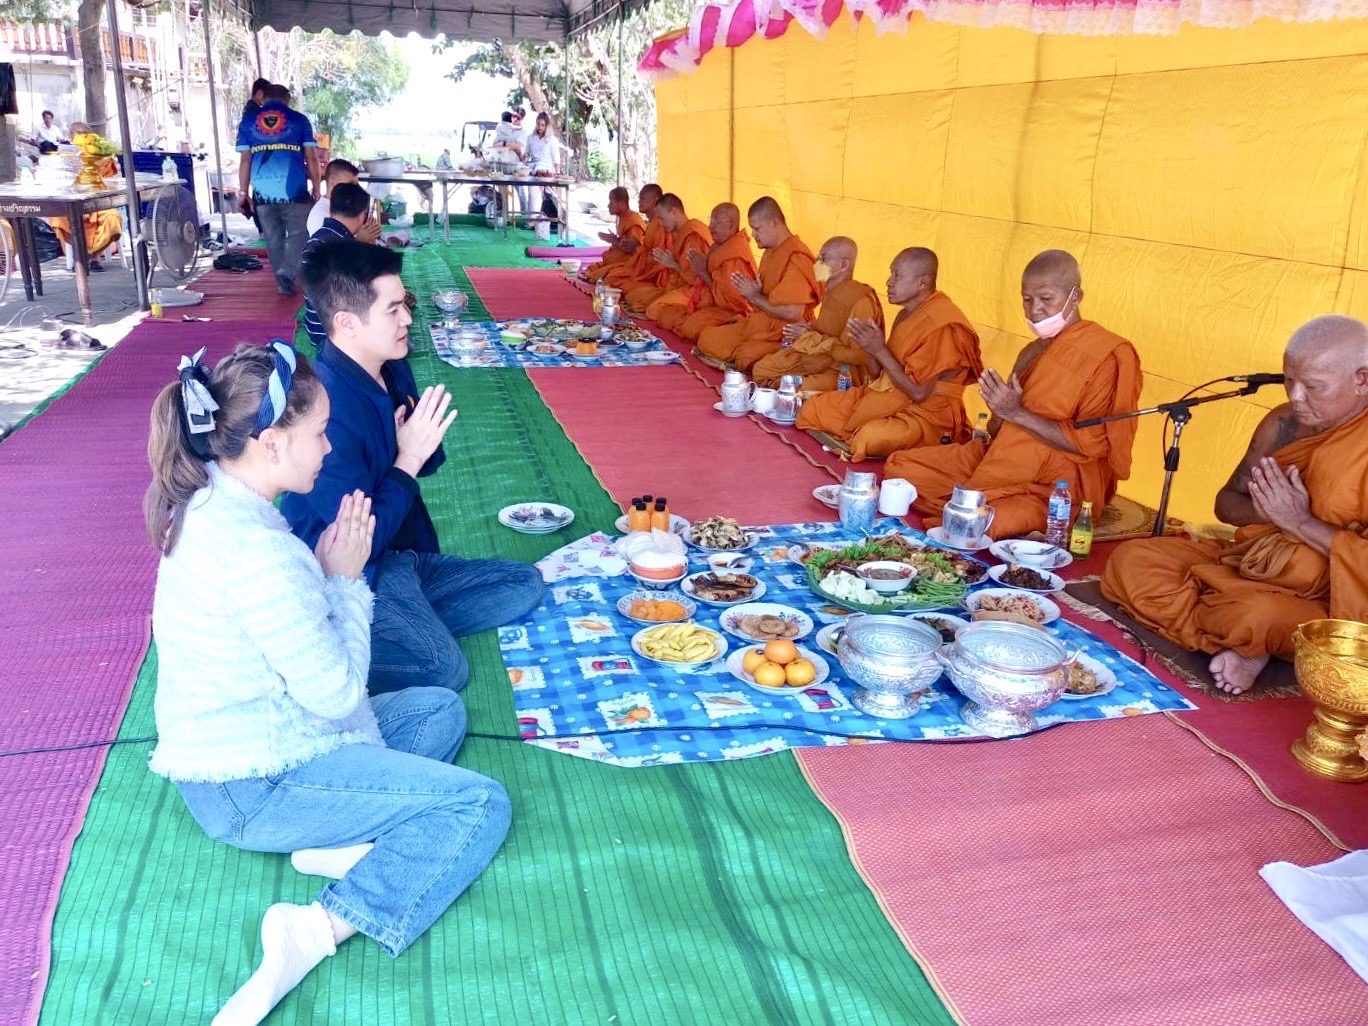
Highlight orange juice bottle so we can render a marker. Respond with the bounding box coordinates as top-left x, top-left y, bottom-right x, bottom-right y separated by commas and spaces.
650, 498, 669, 531
627, 500, 651, 532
